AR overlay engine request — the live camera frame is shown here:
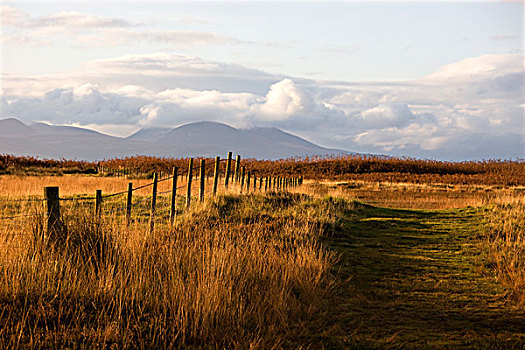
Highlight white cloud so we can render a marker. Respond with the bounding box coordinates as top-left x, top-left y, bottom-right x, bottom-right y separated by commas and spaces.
355, 102, 416, 128
1, 53, 279, 96
0, 5, 28, 26
75, 28, 240, 47
1, 5, 242, 49
1, 52, 523, 160
421, 54, 523, 84
2, 6, 138, 29
259, 79, 315, 119
28, 11, 139, 28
